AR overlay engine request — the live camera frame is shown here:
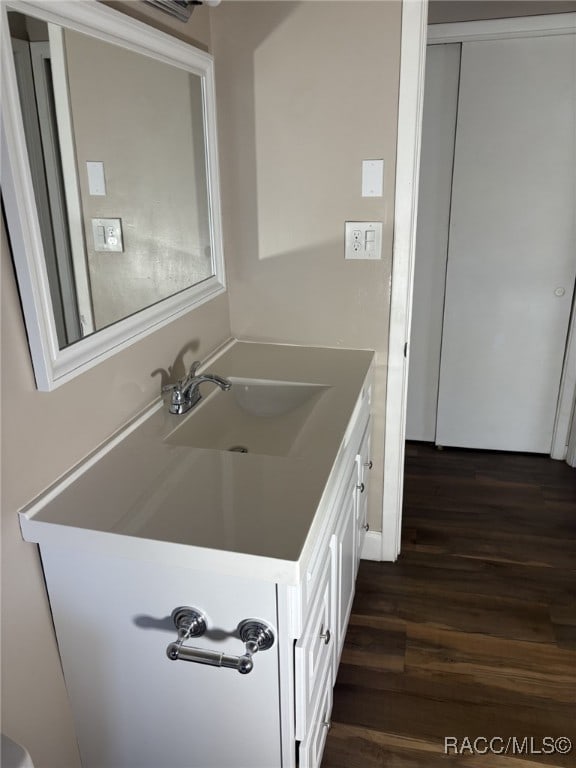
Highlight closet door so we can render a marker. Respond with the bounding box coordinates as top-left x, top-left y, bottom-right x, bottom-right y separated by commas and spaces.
436, 34, 576, 453
406, 43, 460, 441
